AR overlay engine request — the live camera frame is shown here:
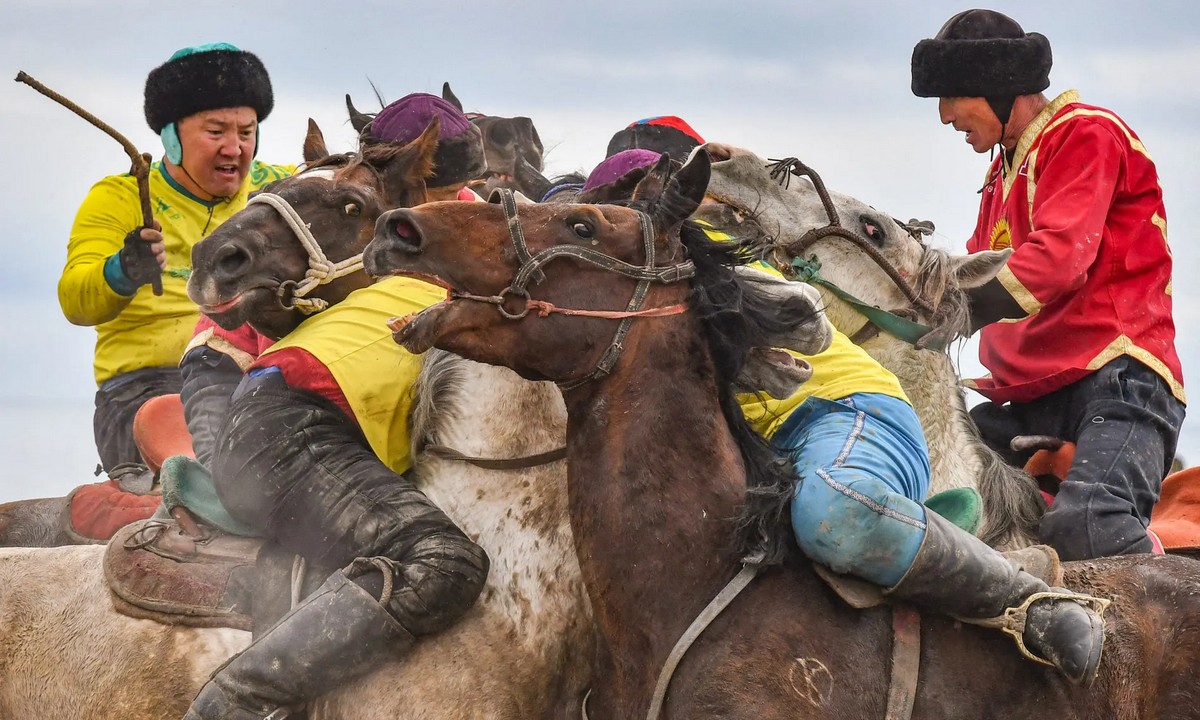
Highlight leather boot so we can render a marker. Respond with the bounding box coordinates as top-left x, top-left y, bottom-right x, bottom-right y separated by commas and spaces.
886, 511, 1106, 686
183, 568, 415, 719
